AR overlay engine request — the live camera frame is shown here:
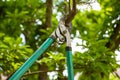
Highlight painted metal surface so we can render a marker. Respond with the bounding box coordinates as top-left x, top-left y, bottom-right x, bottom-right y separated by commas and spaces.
66, 50, 74, 80
9, 37, 54, 80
